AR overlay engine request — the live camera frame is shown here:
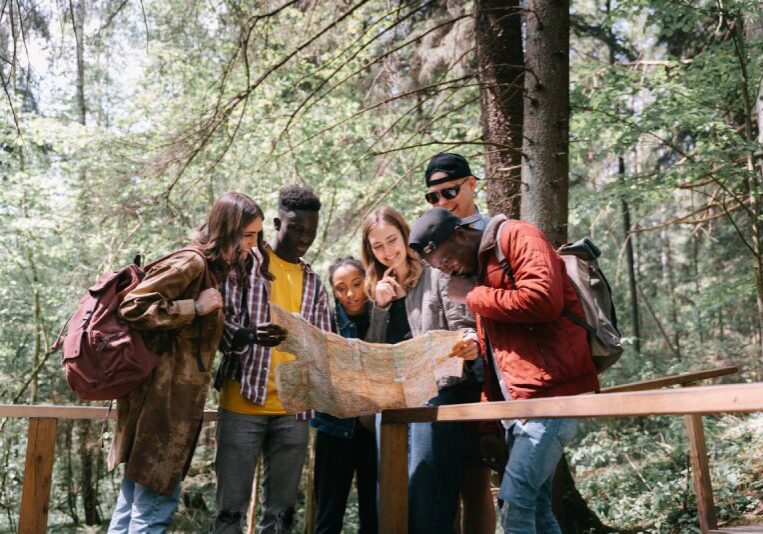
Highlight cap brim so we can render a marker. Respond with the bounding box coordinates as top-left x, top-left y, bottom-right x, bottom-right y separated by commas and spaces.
426, 173, 479, 186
